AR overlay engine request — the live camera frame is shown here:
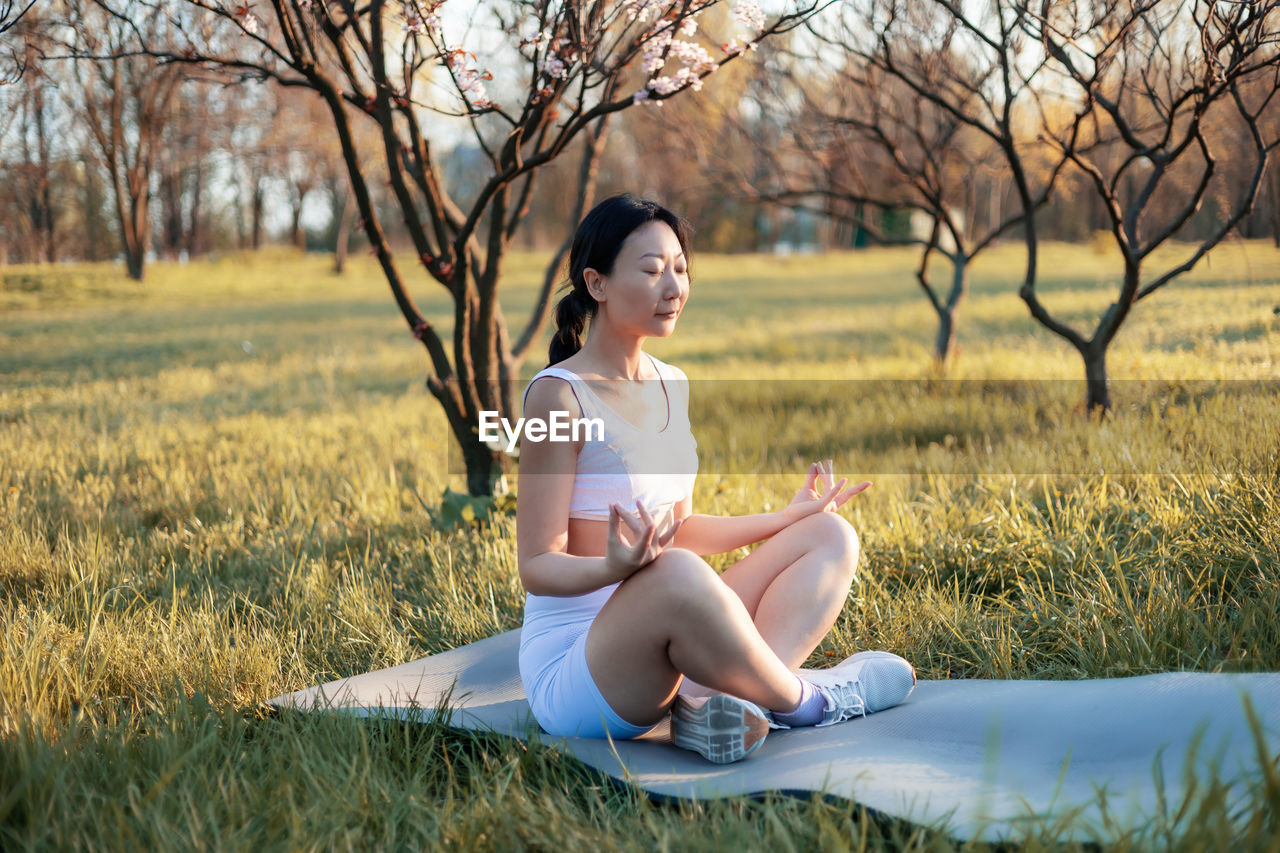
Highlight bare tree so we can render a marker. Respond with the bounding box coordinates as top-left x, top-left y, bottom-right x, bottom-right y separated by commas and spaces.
91, 0, 831, 496
157, 79, 217, 259
5, 41, 60, 262
717, 2, 1072, 372
56, 0, 185, 280
1027, 0, 1280, 412
1, 0, 38, 83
